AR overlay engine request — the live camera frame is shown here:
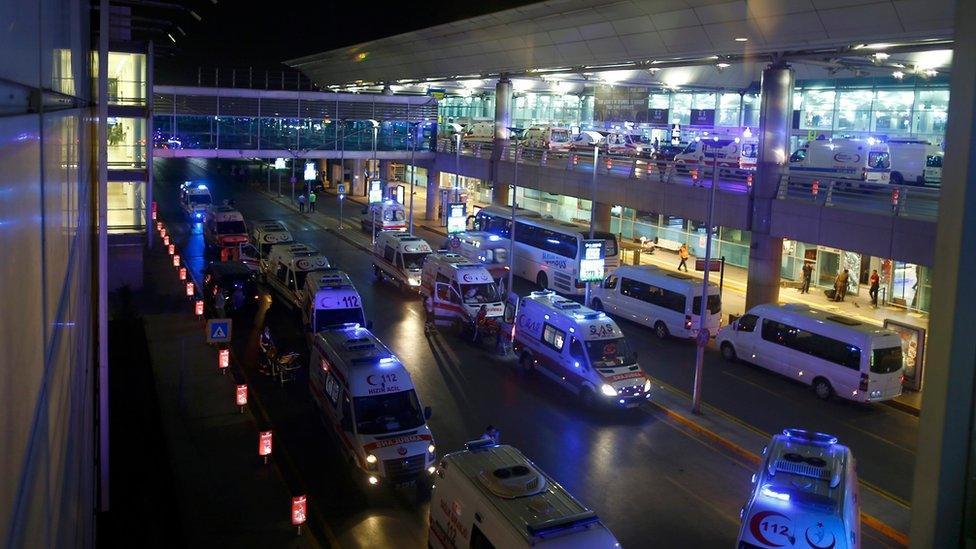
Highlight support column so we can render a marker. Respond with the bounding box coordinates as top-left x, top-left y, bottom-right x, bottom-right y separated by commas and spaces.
745, 64, 793, 311
910, 1, 976, 545
425, 165, 441, 221
491, 77, 512, 207
592, 202, 612, 234
379, 159, 392, 181
352, 159, 366, 196
331, 160, 344, 186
